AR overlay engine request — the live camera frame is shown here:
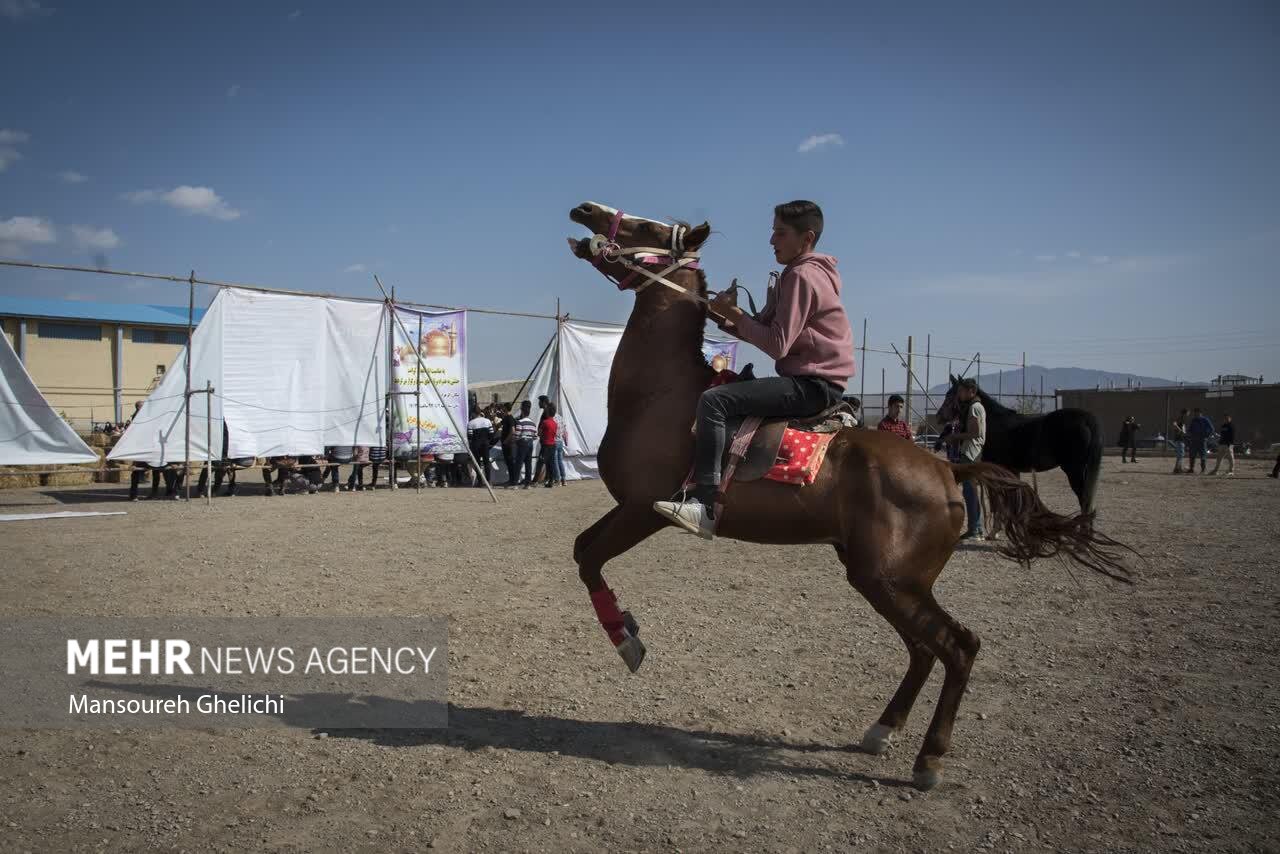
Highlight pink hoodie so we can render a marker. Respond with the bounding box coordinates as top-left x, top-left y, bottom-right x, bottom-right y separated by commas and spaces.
730, 253, 855, 387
